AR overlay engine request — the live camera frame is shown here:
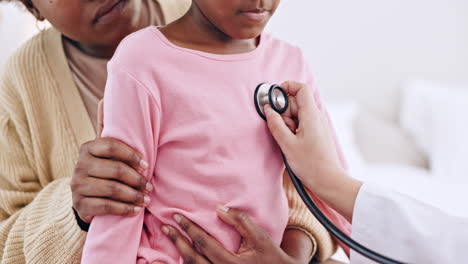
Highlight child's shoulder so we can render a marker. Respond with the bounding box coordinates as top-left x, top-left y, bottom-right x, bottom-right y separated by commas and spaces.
110, 27, 165, 68
262, 33, 308, 63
